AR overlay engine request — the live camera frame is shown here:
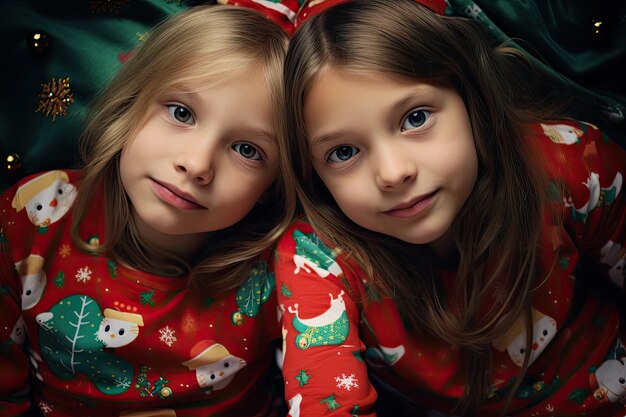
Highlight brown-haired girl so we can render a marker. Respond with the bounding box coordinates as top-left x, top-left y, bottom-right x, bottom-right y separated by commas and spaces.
0, 4, 296, 416
275, 0, 626, 415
